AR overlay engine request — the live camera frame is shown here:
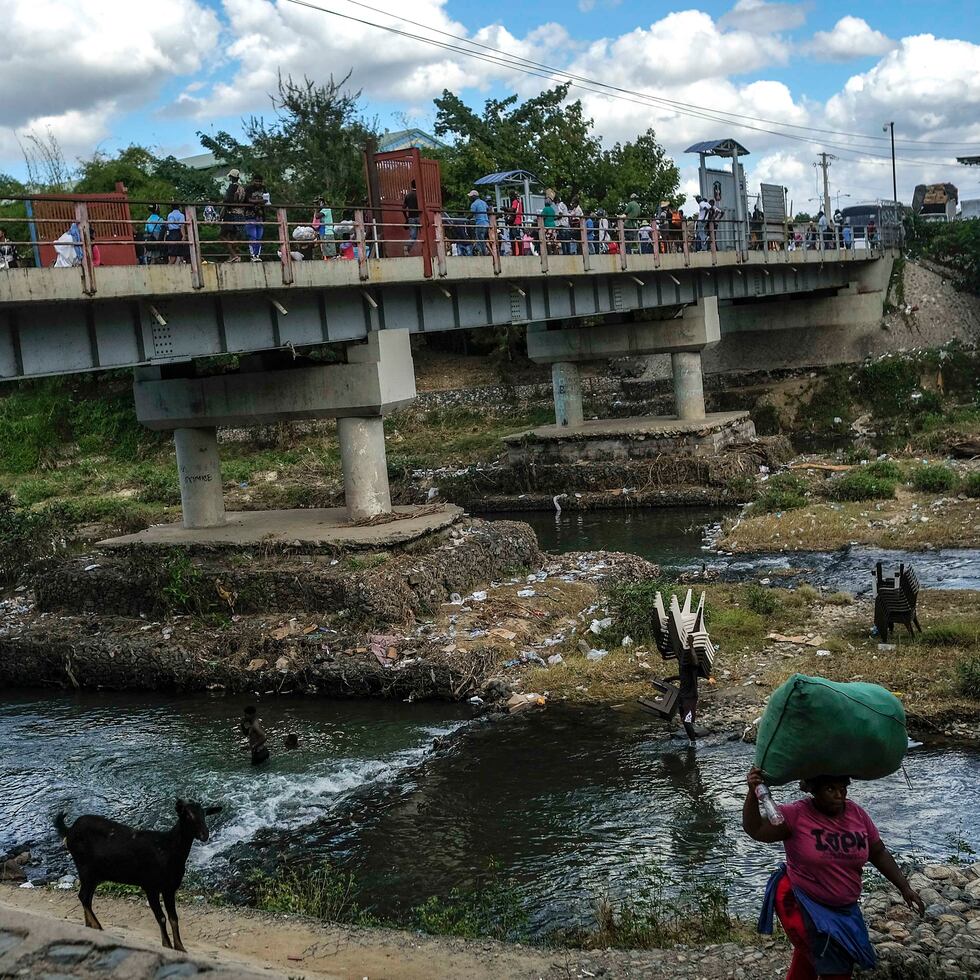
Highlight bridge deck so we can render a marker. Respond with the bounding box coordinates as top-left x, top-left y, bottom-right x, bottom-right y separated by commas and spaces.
0, 247, 879, 306
0, 248, 888, 382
